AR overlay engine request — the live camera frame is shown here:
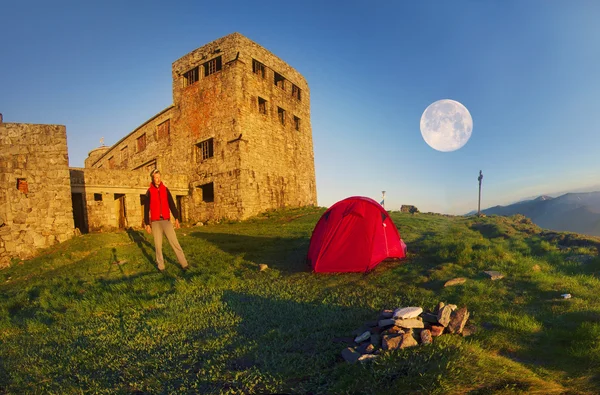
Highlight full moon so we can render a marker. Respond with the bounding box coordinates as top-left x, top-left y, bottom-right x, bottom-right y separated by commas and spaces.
420, 99, 473, 152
